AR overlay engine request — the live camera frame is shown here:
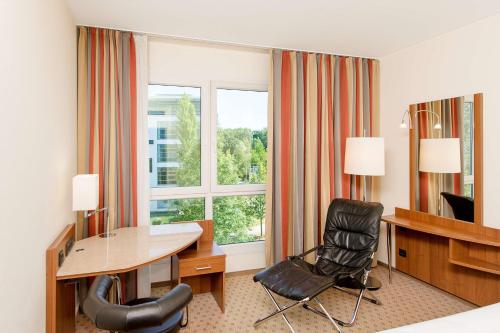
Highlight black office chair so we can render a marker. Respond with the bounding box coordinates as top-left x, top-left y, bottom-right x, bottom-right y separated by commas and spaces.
83, 275, 192, 333
253, 199, 383, 333
441, 192, 474, 222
